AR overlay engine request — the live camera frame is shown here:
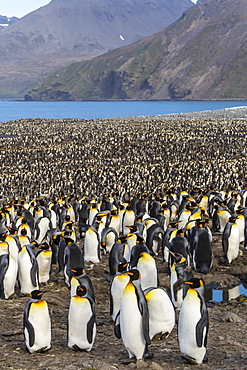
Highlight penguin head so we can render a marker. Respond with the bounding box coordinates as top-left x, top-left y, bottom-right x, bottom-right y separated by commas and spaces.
126, 269, 141, 281
39, 243, 49, 251
116, 262, 129, 273
76, 285, 87, 297
21, 217, 27, 224
30, 290, 46, 300
135, 235, 145, 244
71, 268, 85, 276
184, 278, 204, 289
228, 216, 237, 224
0, 232, 7, 241
127, 225, 138, 233
117, 236, 127, 244
20, 228, 27, 236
